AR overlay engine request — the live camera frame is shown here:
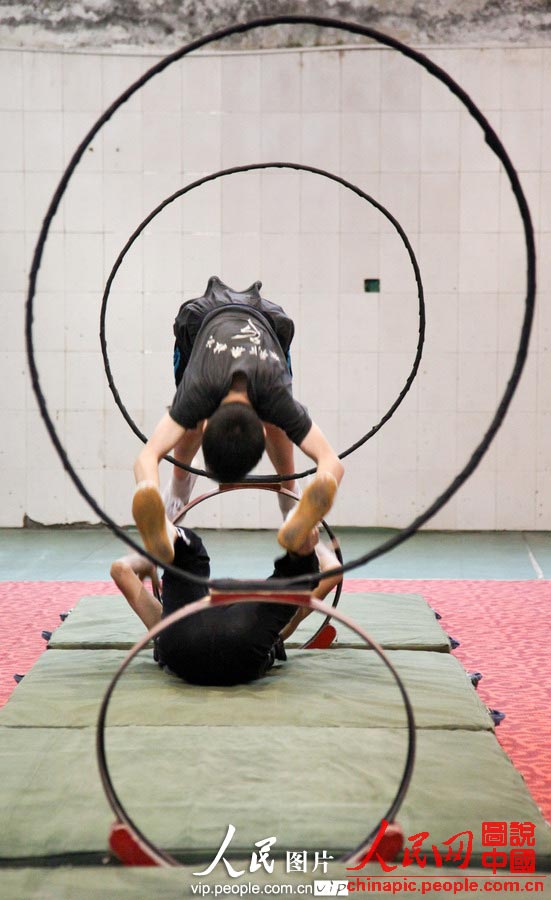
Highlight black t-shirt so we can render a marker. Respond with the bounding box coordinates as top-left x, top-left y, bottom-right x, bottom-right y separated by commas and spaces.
169, 307, 312, 445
